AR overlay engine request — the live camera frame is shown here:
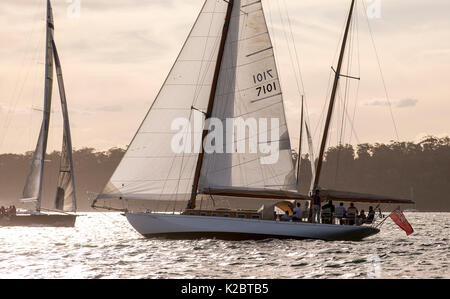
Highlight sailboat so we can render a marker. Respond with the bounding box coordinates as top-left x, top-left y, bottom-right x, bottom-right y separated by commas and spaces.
92, 0, 413, 240
0, 0, 77, 227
